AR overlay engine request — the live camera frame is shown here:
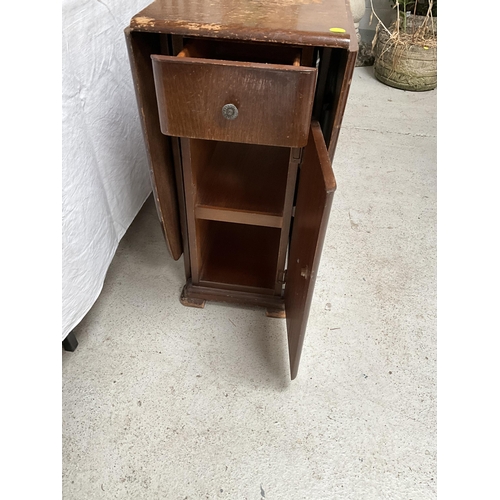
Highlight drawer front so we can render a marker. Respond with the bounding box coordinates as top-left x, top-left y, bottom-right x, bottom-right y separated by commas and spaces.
151, 55, 317, 148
